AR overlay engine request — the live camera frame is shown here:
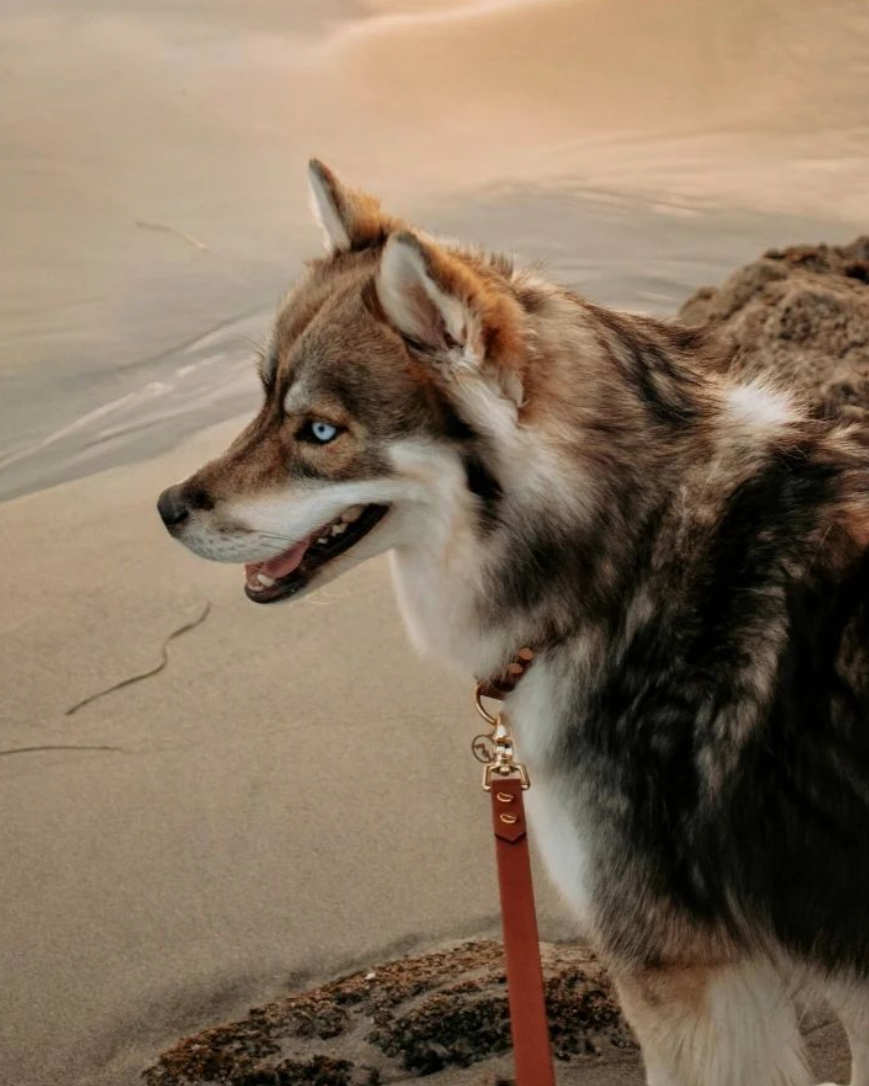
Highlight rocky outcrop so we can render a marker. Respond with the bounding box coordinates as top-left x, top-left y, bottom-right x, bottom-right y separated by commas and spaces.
142, 941, 635, 1086
680, 237, 869, 424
